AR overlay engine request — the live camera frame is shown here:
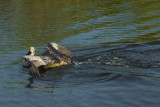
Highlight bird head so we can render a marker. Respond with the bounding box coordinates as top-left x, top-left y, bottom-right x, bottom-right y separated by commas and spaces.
26, 47, 35, 55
